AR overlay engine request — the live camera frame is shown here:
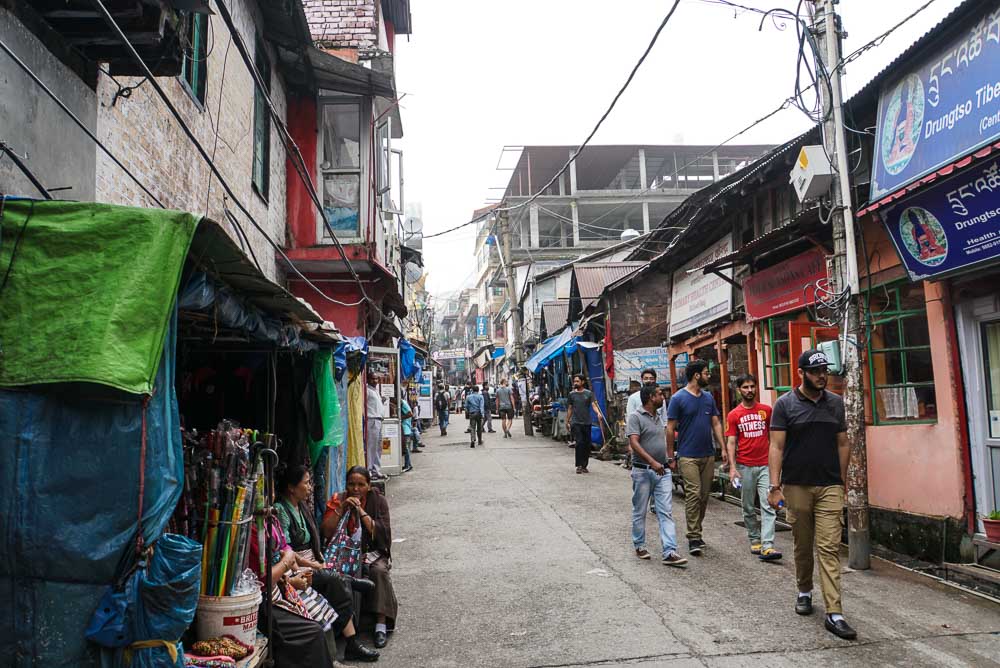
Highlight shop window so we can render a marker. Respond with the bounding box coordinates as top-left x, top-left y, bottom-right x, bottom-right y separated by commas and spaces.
762, 318, 793, 393
251, 38, 271, 200
320, 101, 362, 238
376, 119, 404, 215
180, 13, 208, 105
867, 282, 936, 424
